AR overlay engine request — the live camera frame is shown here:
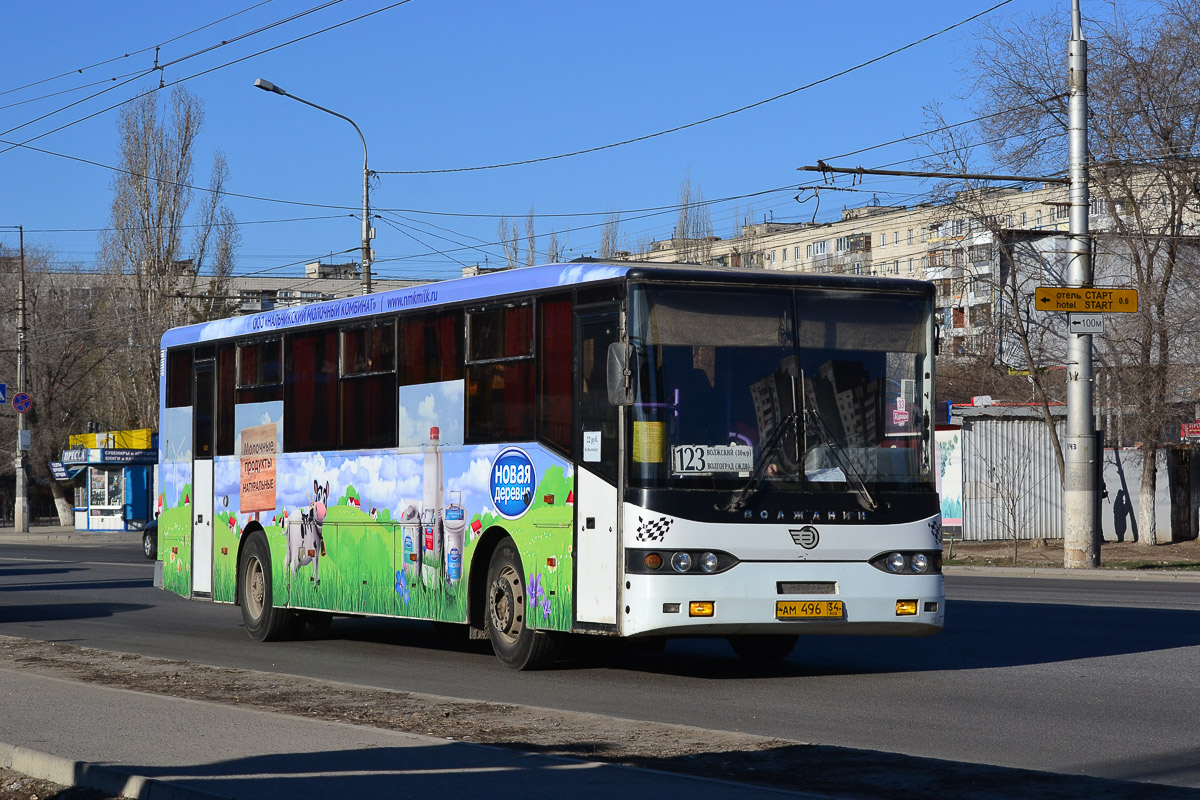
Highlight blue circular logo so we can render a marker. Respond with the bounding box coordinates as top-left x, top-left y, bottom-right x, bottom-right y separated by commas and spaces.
491, 447, 536, 520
